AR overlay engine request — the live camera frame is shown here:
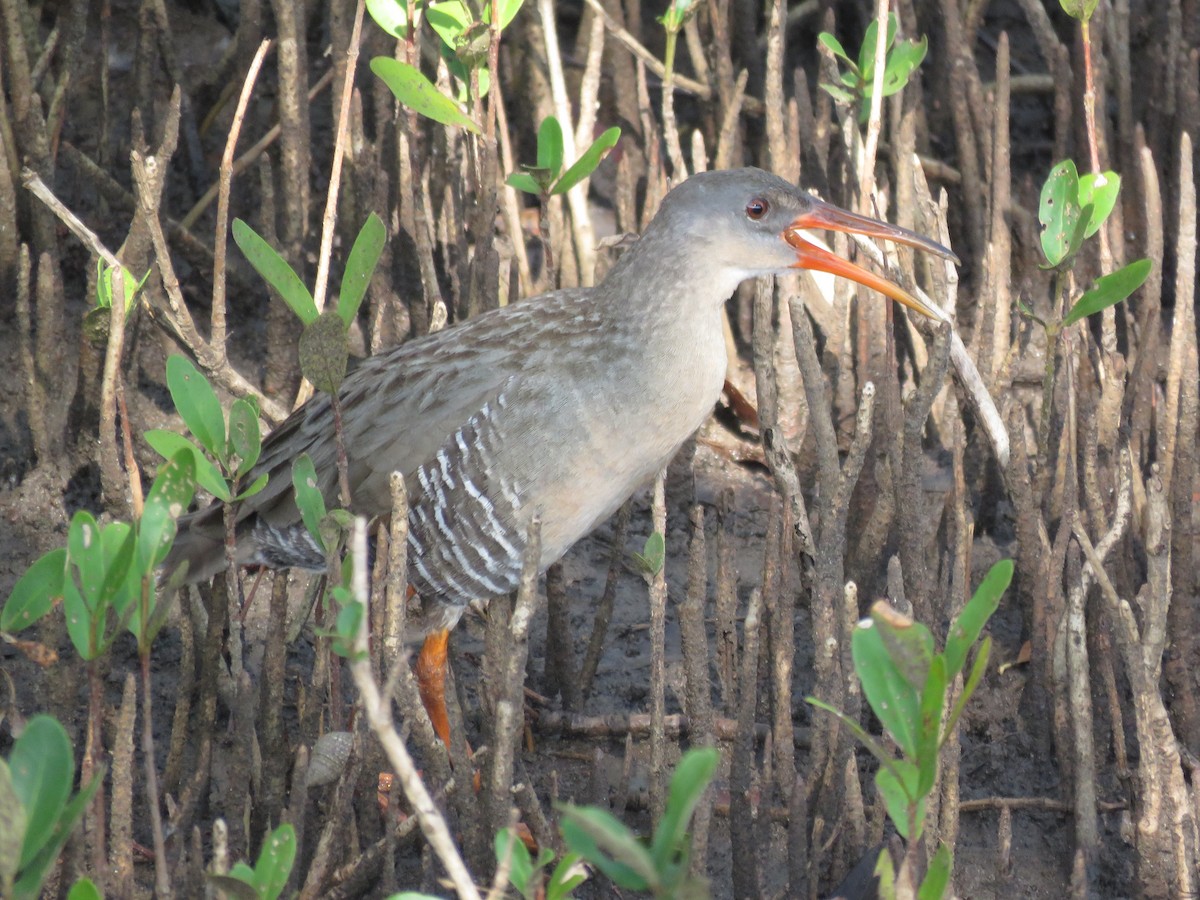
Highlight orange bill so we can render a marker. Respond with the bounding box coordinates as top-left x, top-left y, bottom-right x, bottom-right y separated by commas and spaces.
784, 197, 957, 319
